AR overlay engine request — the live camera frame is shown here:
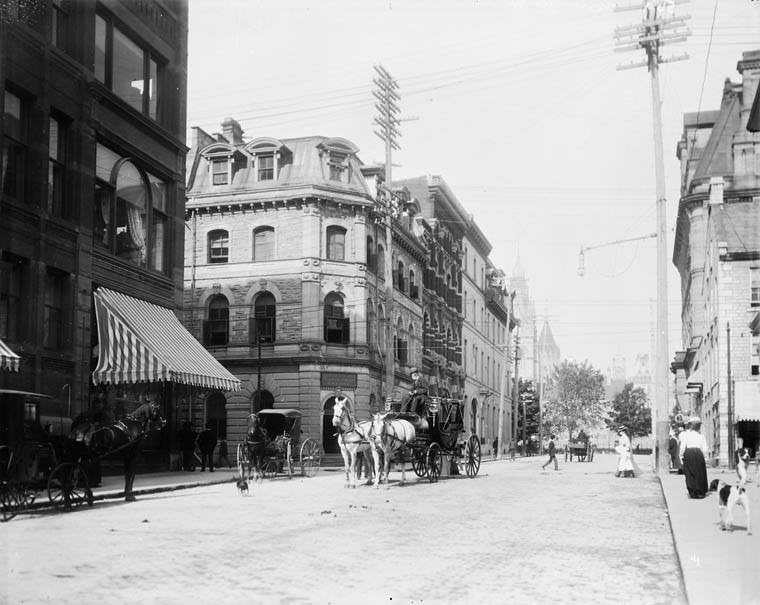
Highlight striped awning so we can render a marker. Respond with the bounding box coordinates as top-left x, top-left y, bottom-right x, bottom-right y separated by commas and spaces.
92, 287, 241, 391
0, 338, 20, 372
